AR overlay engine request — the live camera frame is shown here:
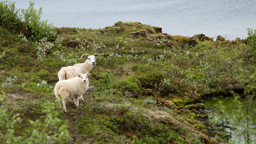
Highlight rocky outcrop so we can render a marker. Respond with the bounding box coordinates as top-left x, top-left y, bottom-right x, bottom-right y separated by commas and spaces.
216, 35, 225, 41
173, 35, 198, 47
192, 34, 213, 41
153, 26, 162, 33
